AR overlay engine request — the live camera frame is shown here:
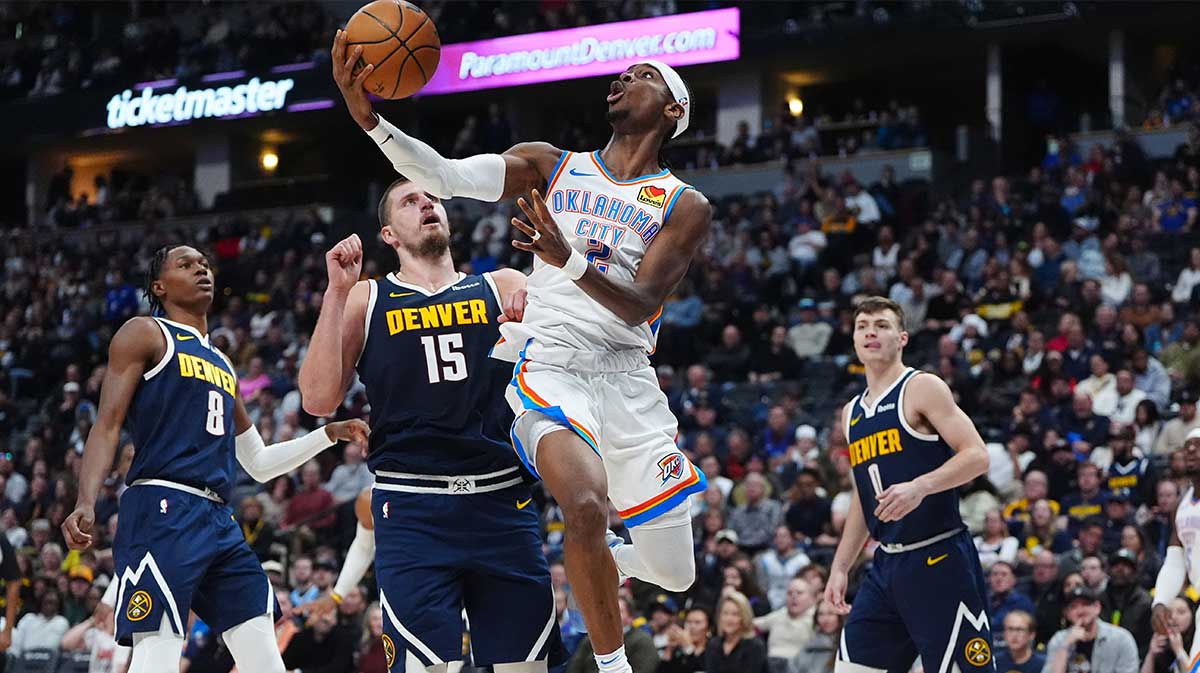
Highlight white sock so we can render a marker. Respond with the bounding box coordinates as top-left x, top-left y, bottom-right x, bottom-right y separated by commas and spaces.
595, 645, 632, 673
